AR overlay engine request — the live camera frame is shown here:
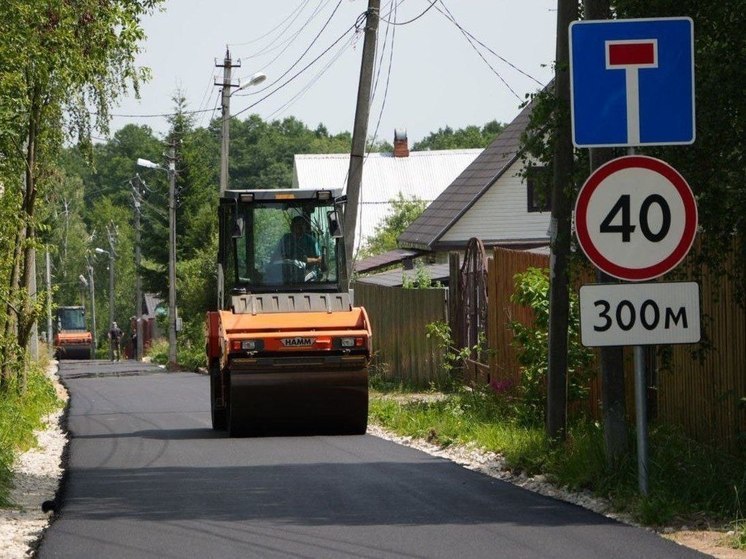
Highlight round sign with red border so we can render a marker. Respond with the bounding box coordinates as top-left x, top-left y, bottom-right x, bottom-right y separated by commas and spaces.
575, 155, 697, 281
